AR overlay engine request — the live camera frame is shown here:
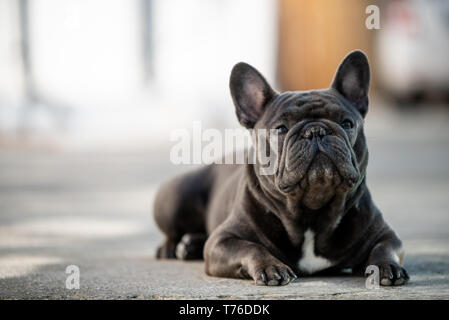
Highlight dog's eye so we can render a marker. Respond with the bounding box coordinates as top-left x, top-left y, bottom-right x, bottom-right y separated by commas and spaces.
276, 125, 288, 134
341, 119, 354, 130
